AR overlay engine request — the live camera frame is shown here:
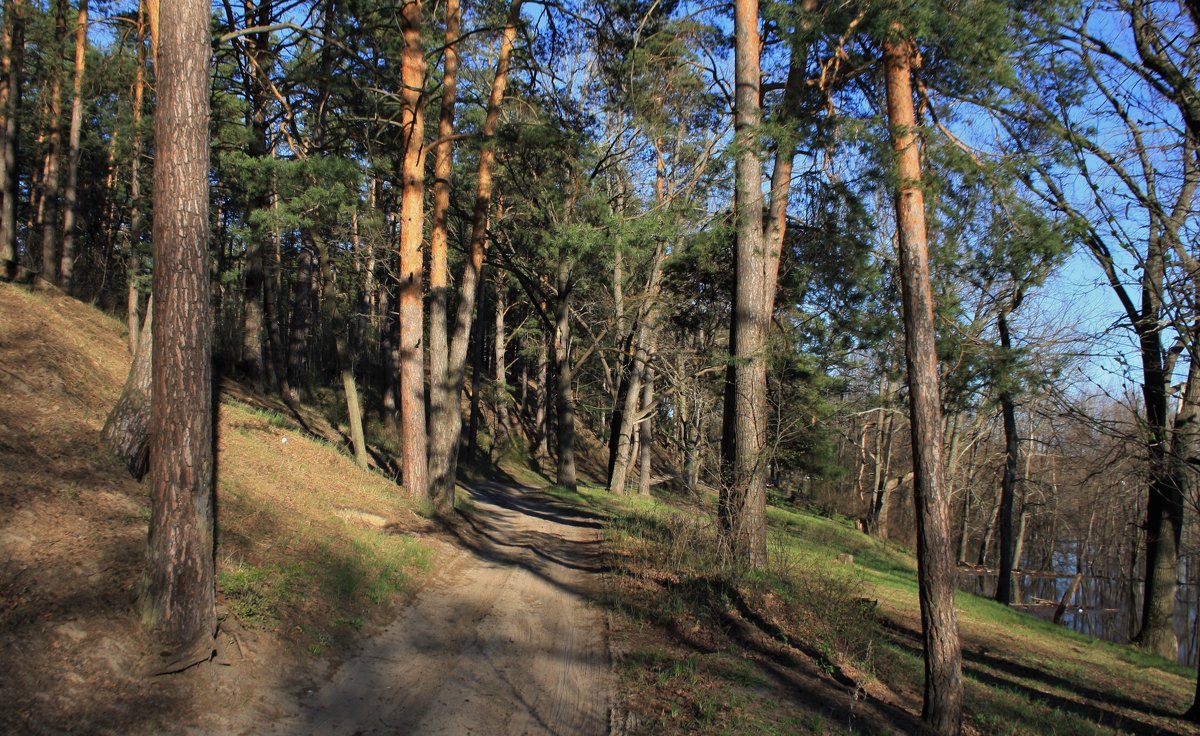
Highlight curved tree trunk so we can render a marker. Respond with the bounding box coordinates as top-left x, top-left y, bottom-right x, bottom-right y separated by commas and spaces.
102, 302, 153, 479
